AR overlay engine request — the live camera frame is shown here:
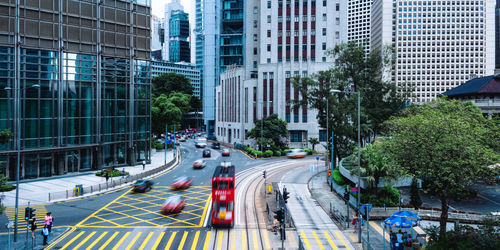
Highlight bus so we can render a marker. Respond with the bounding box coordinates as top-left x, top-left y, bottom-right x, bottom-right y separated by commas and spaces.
211, 162, 235, 227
